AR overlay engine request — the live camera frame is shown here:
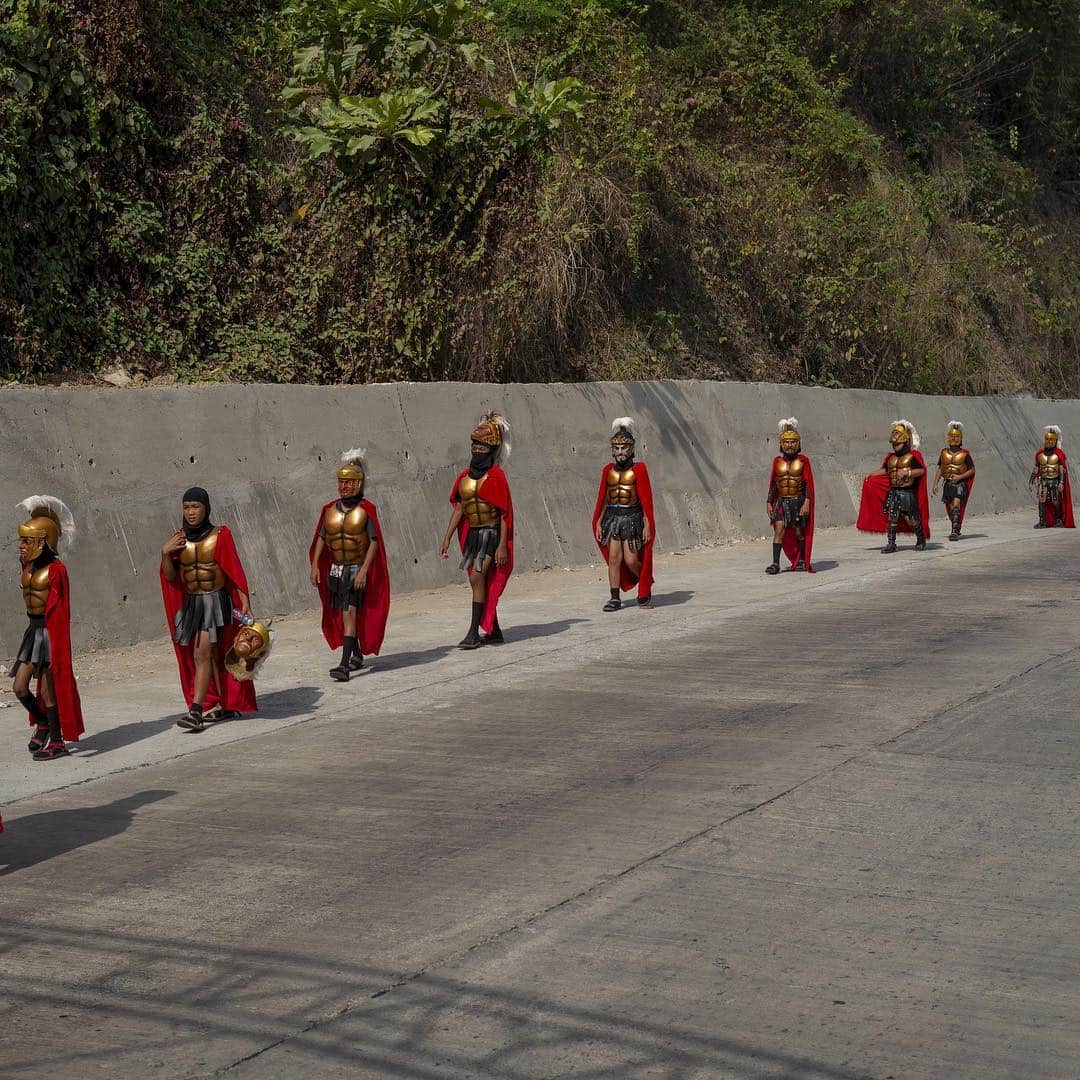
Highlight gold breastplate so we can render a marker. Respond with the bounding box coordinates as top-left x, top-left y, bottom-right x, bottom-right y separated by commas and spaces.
458, 474, 499, 527
21, 565, 50, 616
887, 452, 917, 488
939, 448, 968, 480
322, 502, 371, 565
606, 467, 639, 506
1038, 451, 1062, 479
179, 530, 226, 595
774, 457, 805, 498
